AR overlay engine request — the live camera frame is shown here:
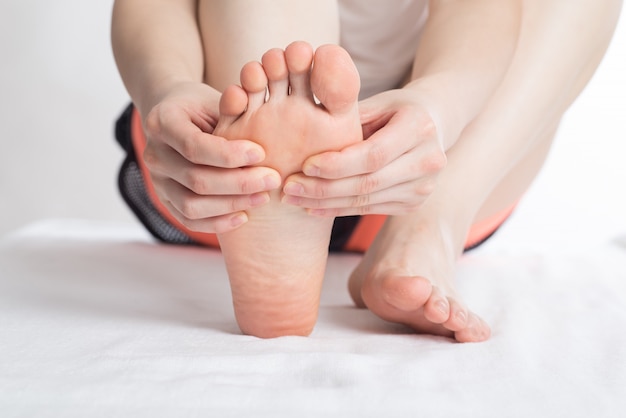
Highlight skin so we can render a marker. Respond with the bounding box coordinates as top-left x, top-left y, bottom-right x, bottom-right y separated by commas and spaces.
213, 42, 363, 337
112, 0, 623, 341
